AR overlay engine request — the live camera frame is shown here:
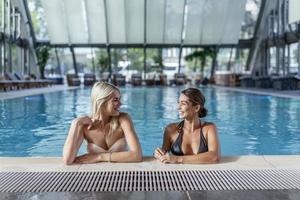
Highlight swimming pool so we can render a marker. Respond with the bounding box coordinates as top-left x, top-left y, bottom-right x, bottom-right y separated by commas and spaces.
0, 86, 300, 156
